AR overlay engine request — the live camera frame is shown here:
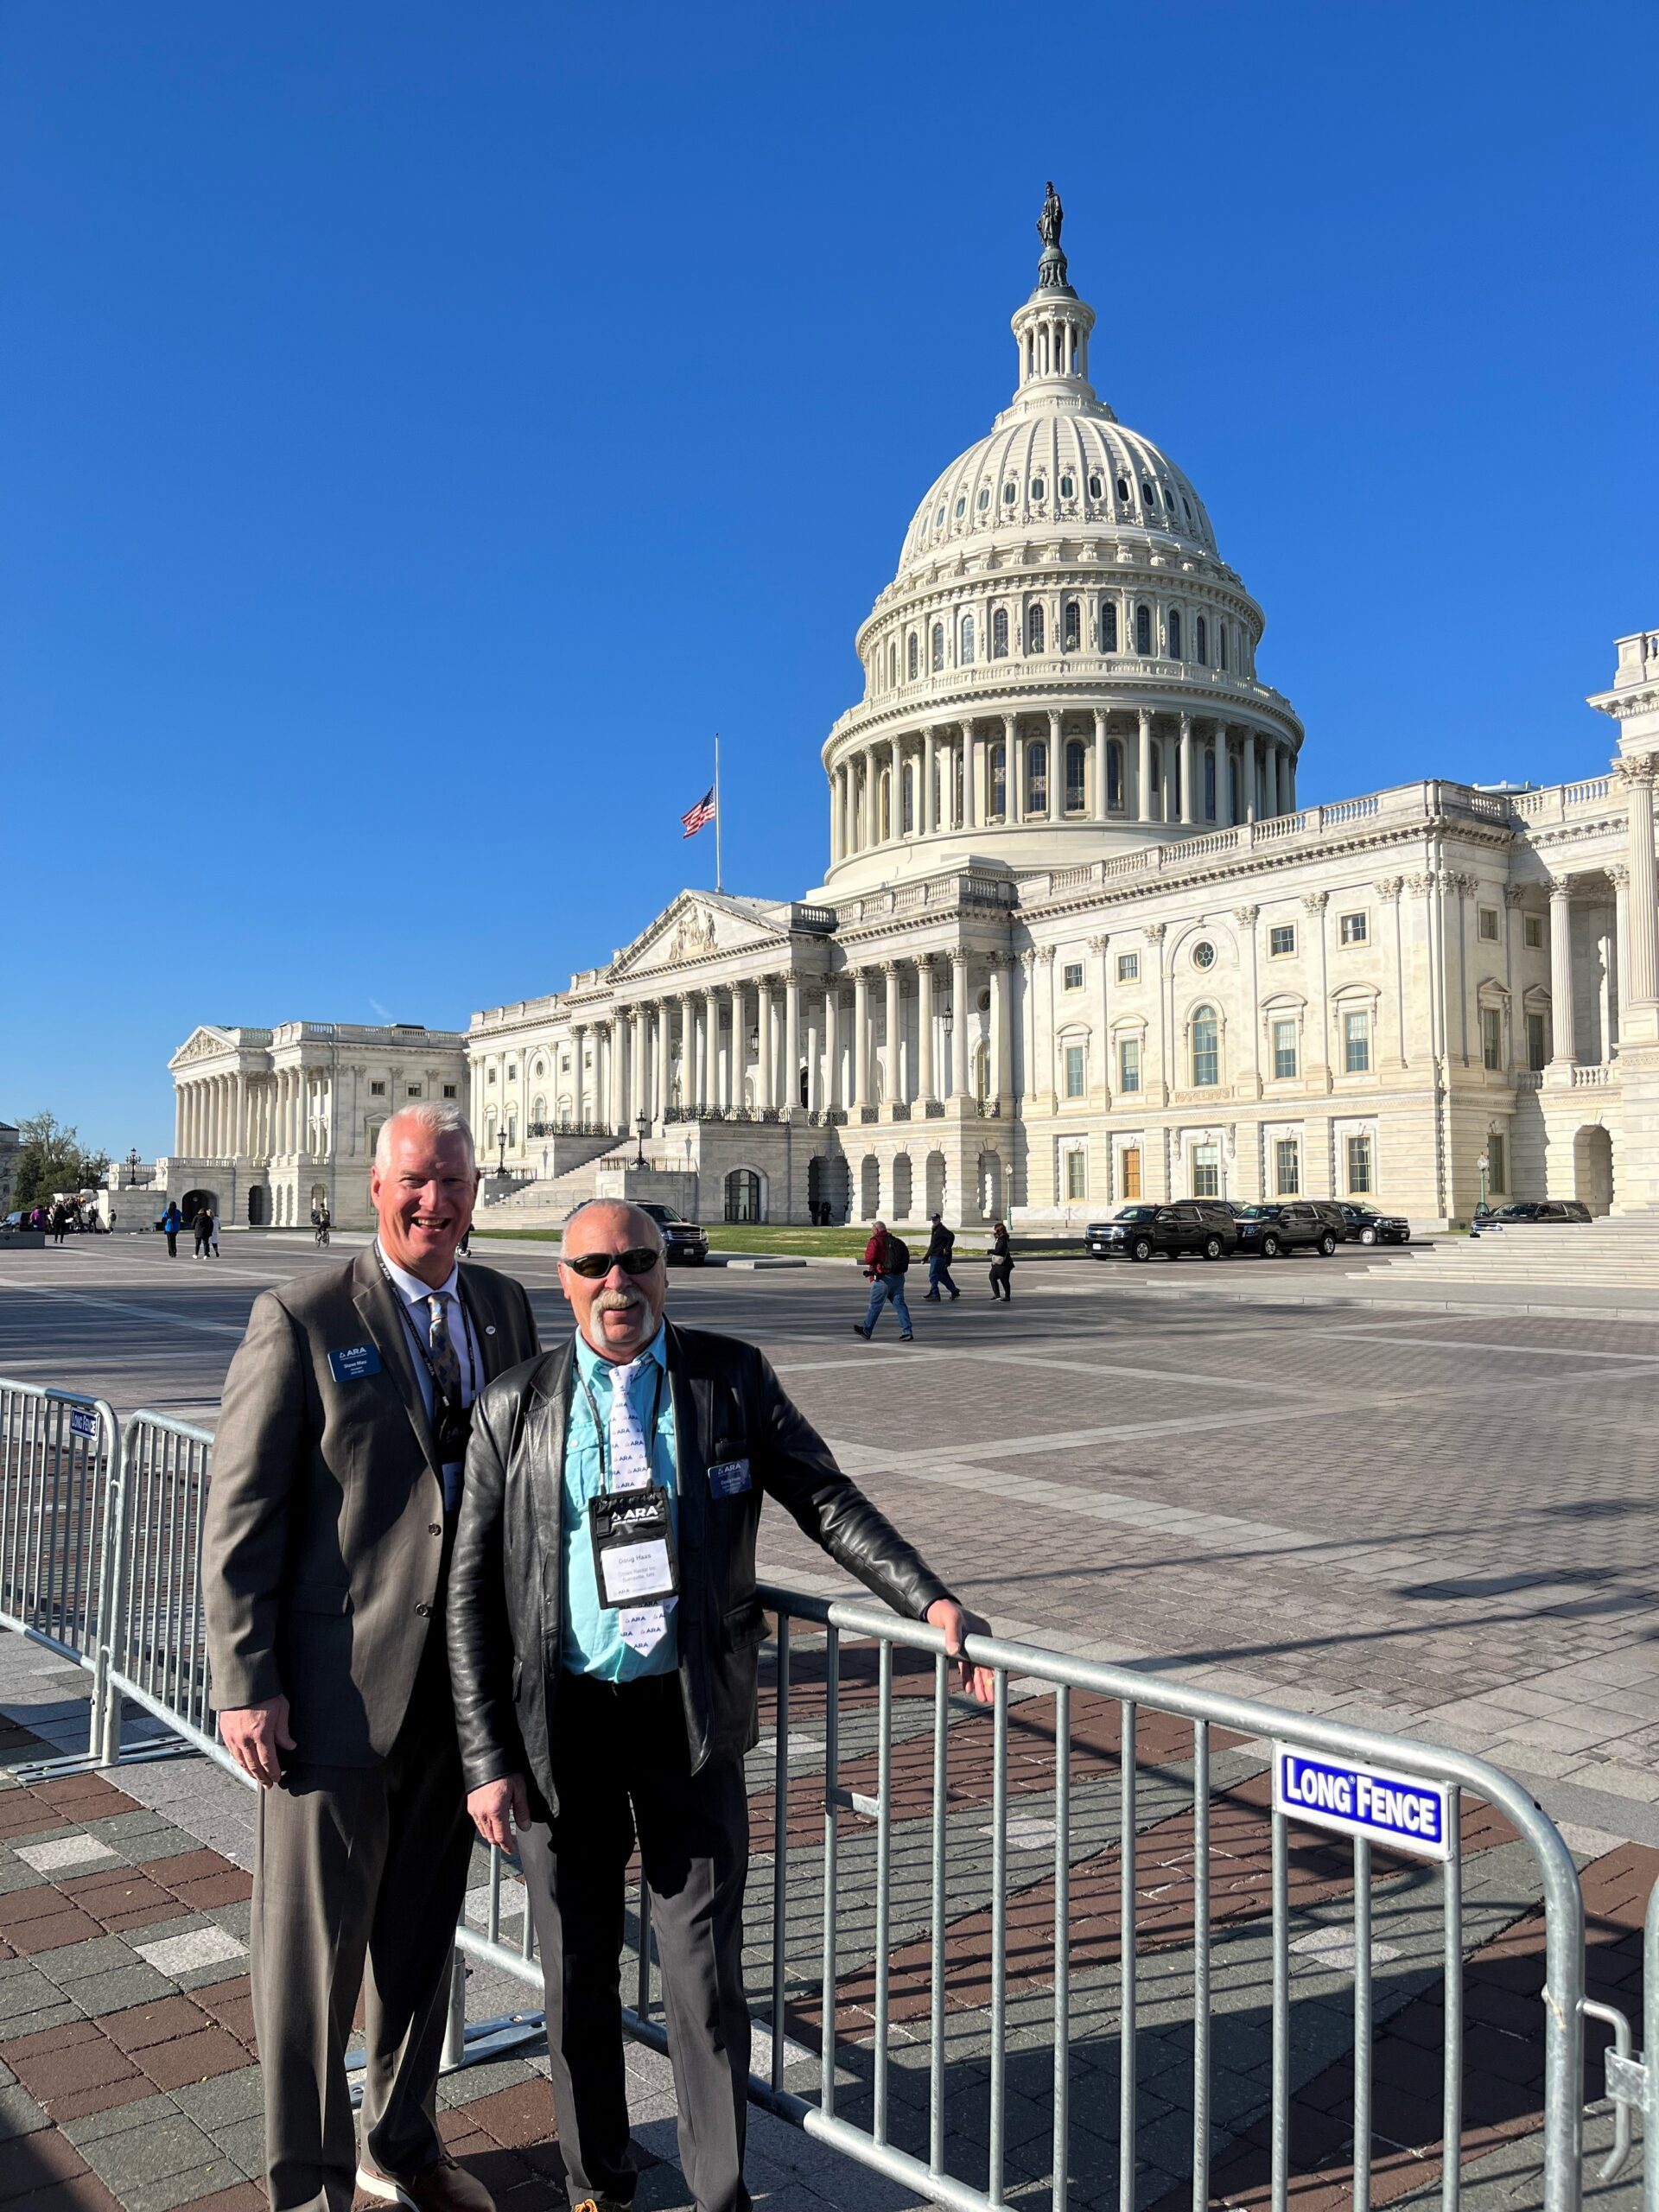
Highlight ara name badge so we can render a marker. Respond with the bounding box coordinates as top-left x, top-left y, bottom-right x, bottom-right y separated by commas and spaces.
1273, 1744, 1452, 1860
